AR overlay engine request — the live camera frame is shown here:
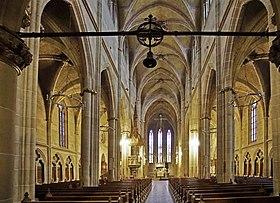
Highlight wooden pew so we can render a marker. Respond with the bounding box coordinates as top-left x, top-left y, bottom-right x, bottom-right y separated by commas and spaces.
34, 178, 152, 203
184, 184, 270, 202
22, 192, 120, 203
190, 190, 266, 202
168, 177, 273, 203
194, 195, 280, 203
